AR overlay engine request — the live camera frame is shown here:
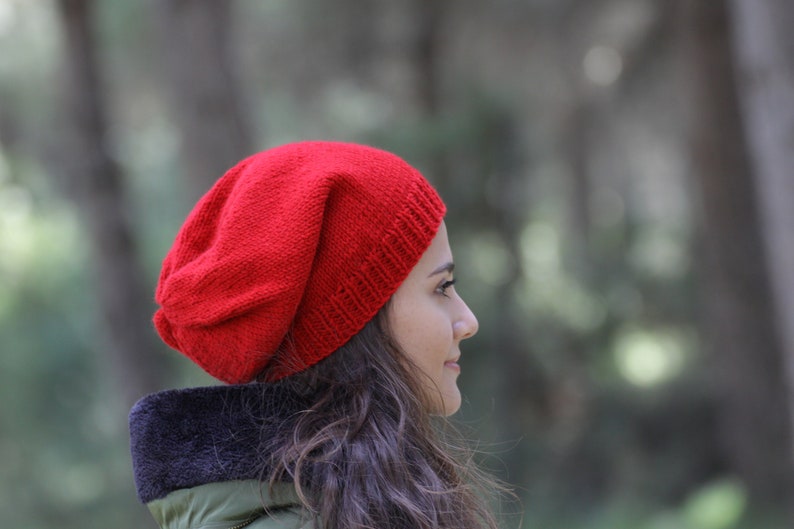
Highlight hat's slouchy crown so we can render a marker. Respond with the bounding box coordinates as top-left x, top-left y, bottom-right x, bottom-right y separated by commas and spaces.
154, 141, 446, 383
